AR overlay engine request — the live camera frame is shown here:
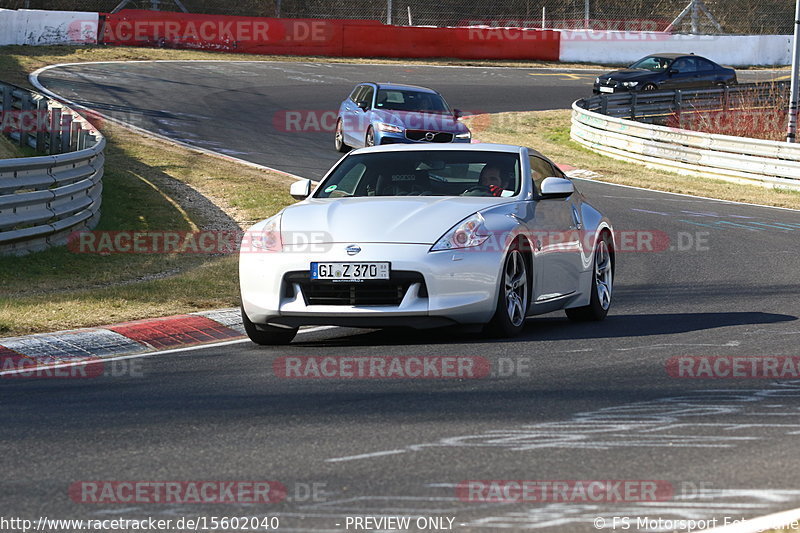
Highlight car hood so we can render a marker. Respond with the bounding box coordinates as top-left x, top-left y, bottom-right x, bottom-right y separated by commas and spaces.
601, 69, 657, 81
281, 196, 501, 244
372, 109, 469, 133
